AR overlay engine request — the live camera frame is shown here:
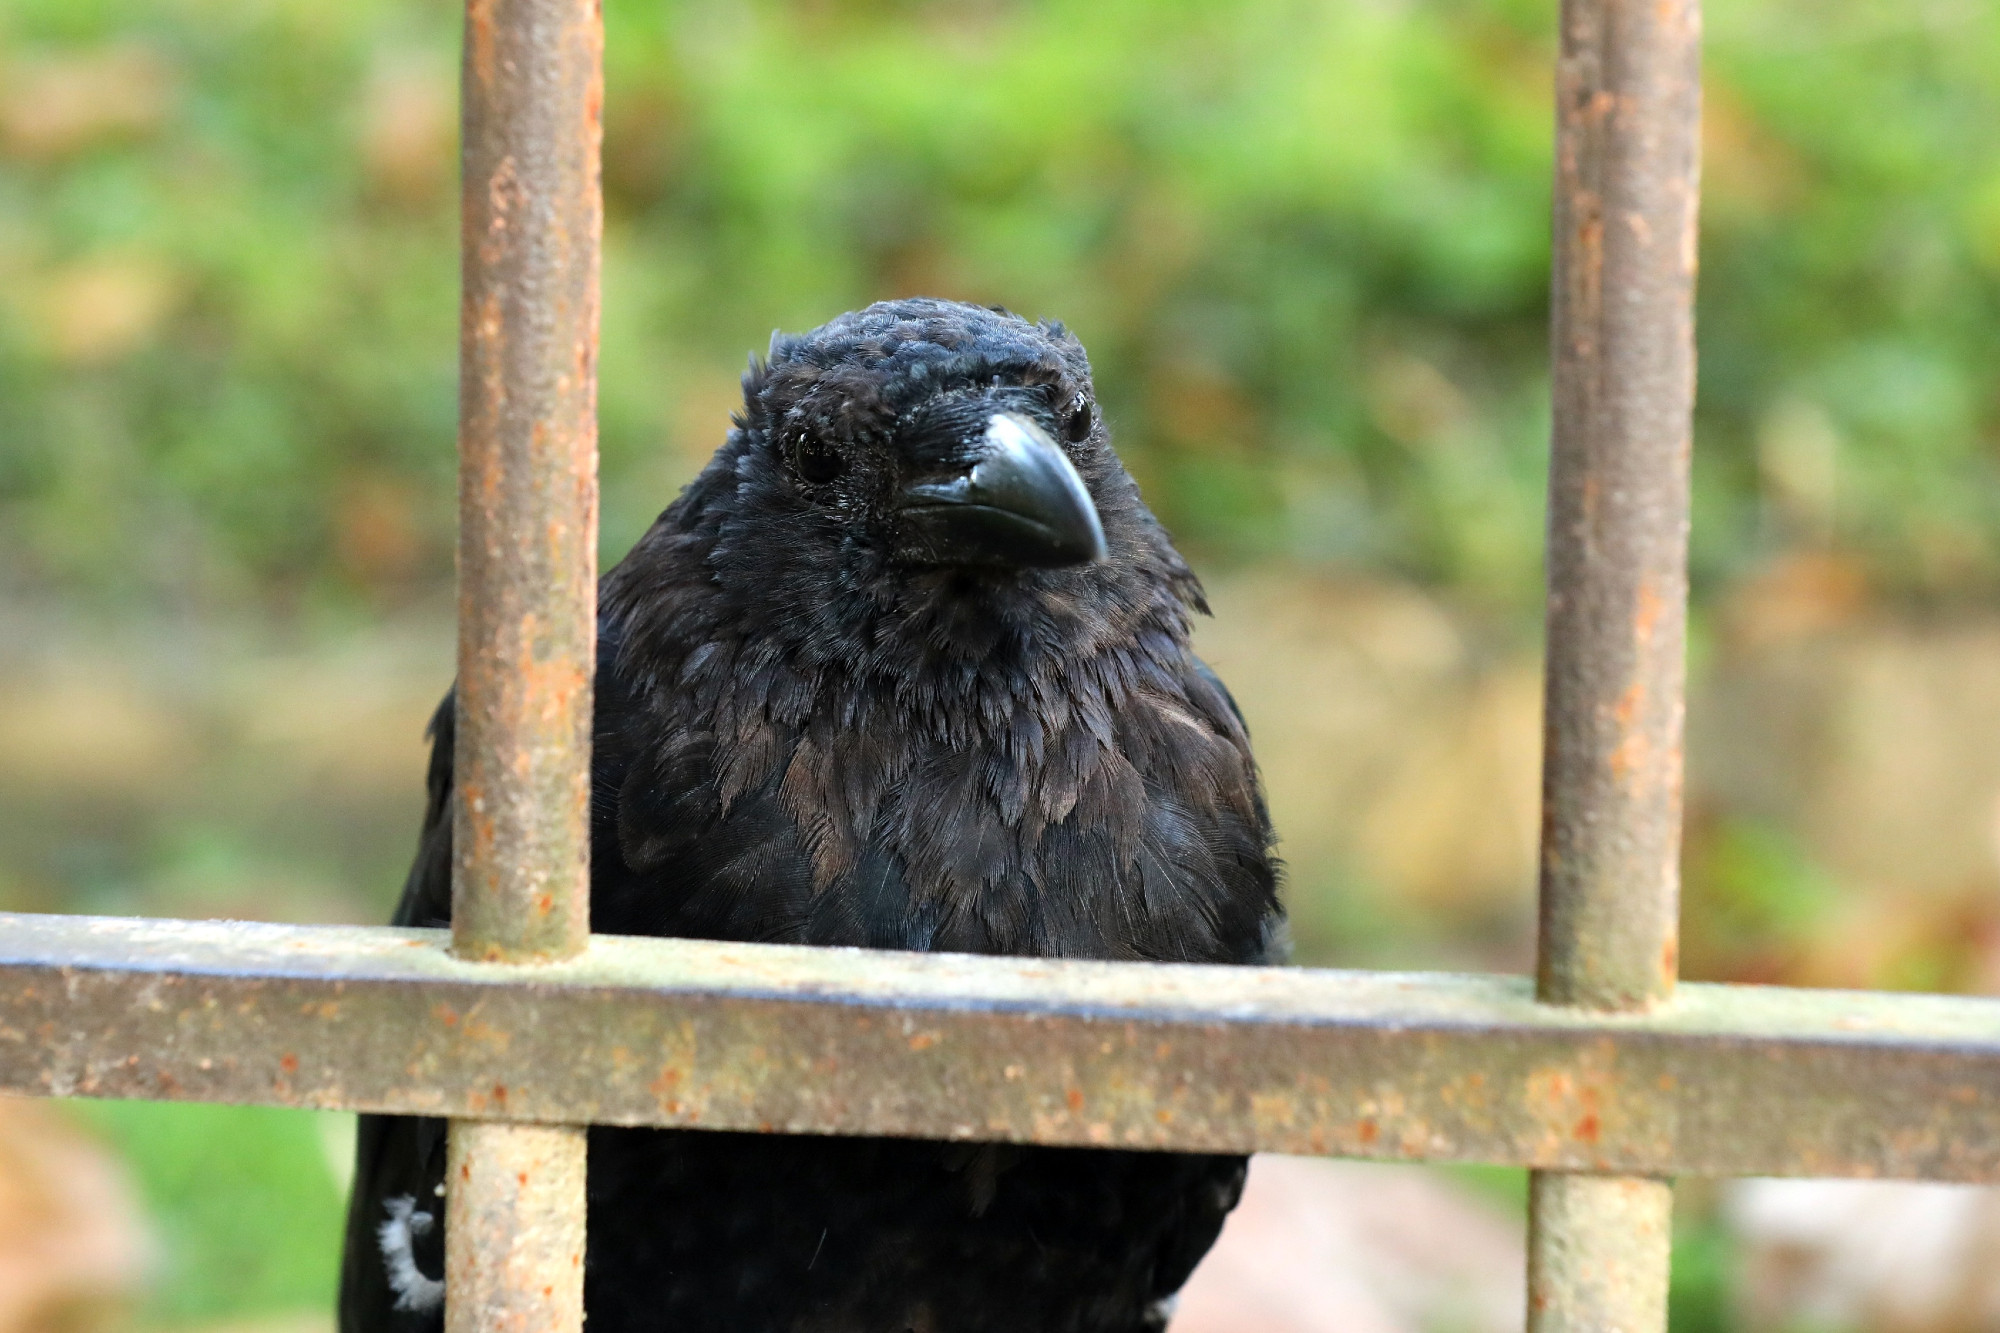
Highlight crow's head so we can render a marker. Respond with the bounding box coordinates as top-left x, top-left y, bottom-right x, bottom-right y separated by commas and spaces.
734, 298, 1111, 575
609, 298, 1202, 683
